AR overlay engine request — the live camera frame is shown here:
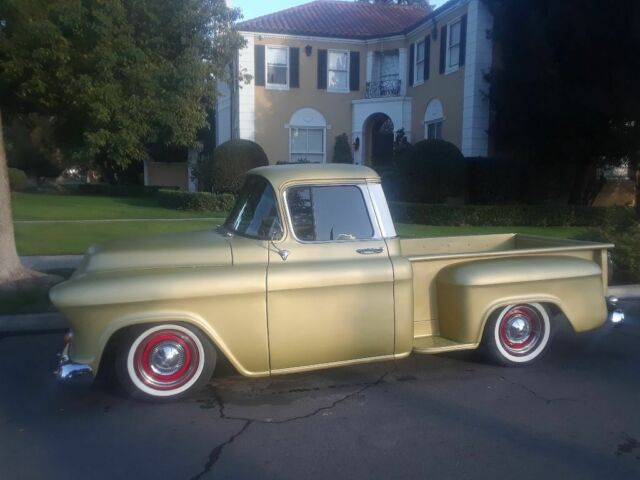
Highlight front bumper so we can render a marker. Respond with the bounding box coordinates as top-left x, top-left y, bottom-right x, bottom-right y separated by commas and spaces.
607, 296, 625, 324
55, 341, 94, 386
